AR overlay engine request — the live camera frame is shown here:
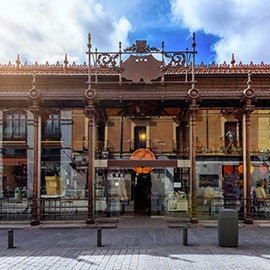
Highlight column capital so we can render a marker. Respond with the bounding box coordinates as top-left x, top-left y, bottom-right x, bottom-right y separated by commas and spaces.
84, 101, 96, 119
29, 100, 41, 116
188, 98, 200, 114
242, 99, 255, 115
